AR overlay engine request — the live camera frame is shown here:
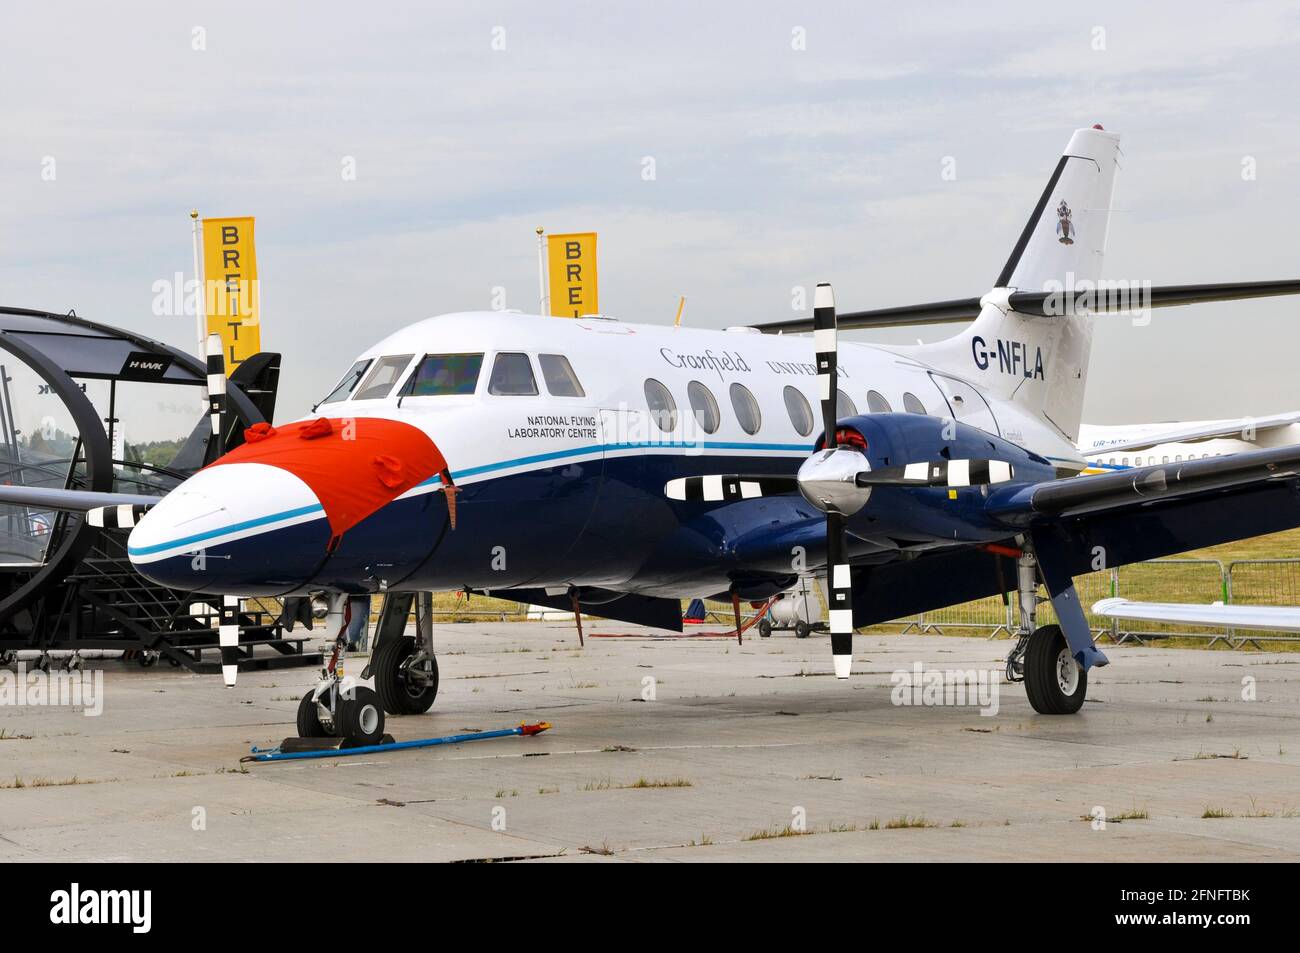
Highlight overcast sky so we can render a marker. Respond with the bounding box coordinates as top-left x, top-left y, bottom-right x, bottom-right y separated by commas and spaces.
3, 1, 1299, 431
